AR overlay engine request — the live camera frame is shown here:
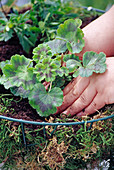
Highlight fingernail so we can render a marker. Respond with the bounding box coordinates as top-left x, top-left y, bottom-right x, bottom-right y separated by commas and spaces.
62, 110, 67, 114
